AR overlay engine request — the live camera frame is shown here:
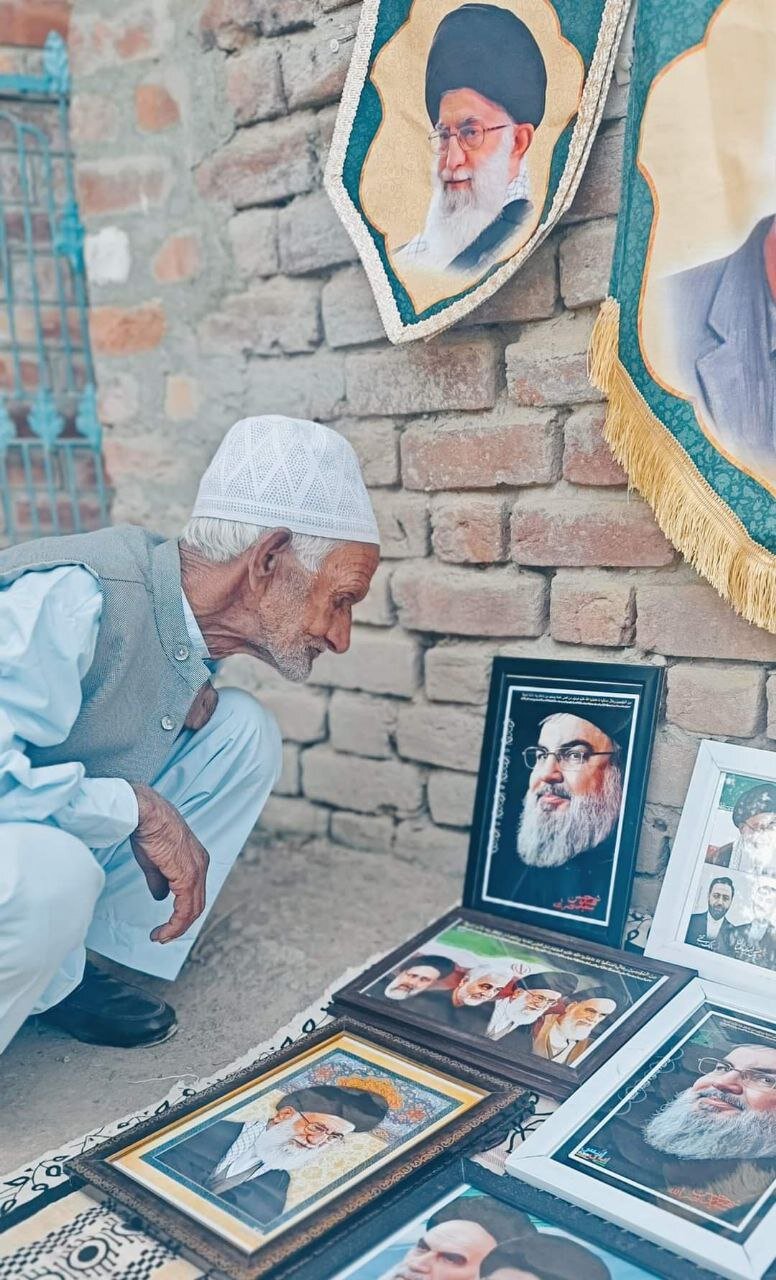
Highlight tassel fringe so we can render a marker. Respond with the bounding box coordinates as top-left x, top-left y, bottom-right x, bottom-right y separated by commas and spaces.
588, 298, 776, 634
